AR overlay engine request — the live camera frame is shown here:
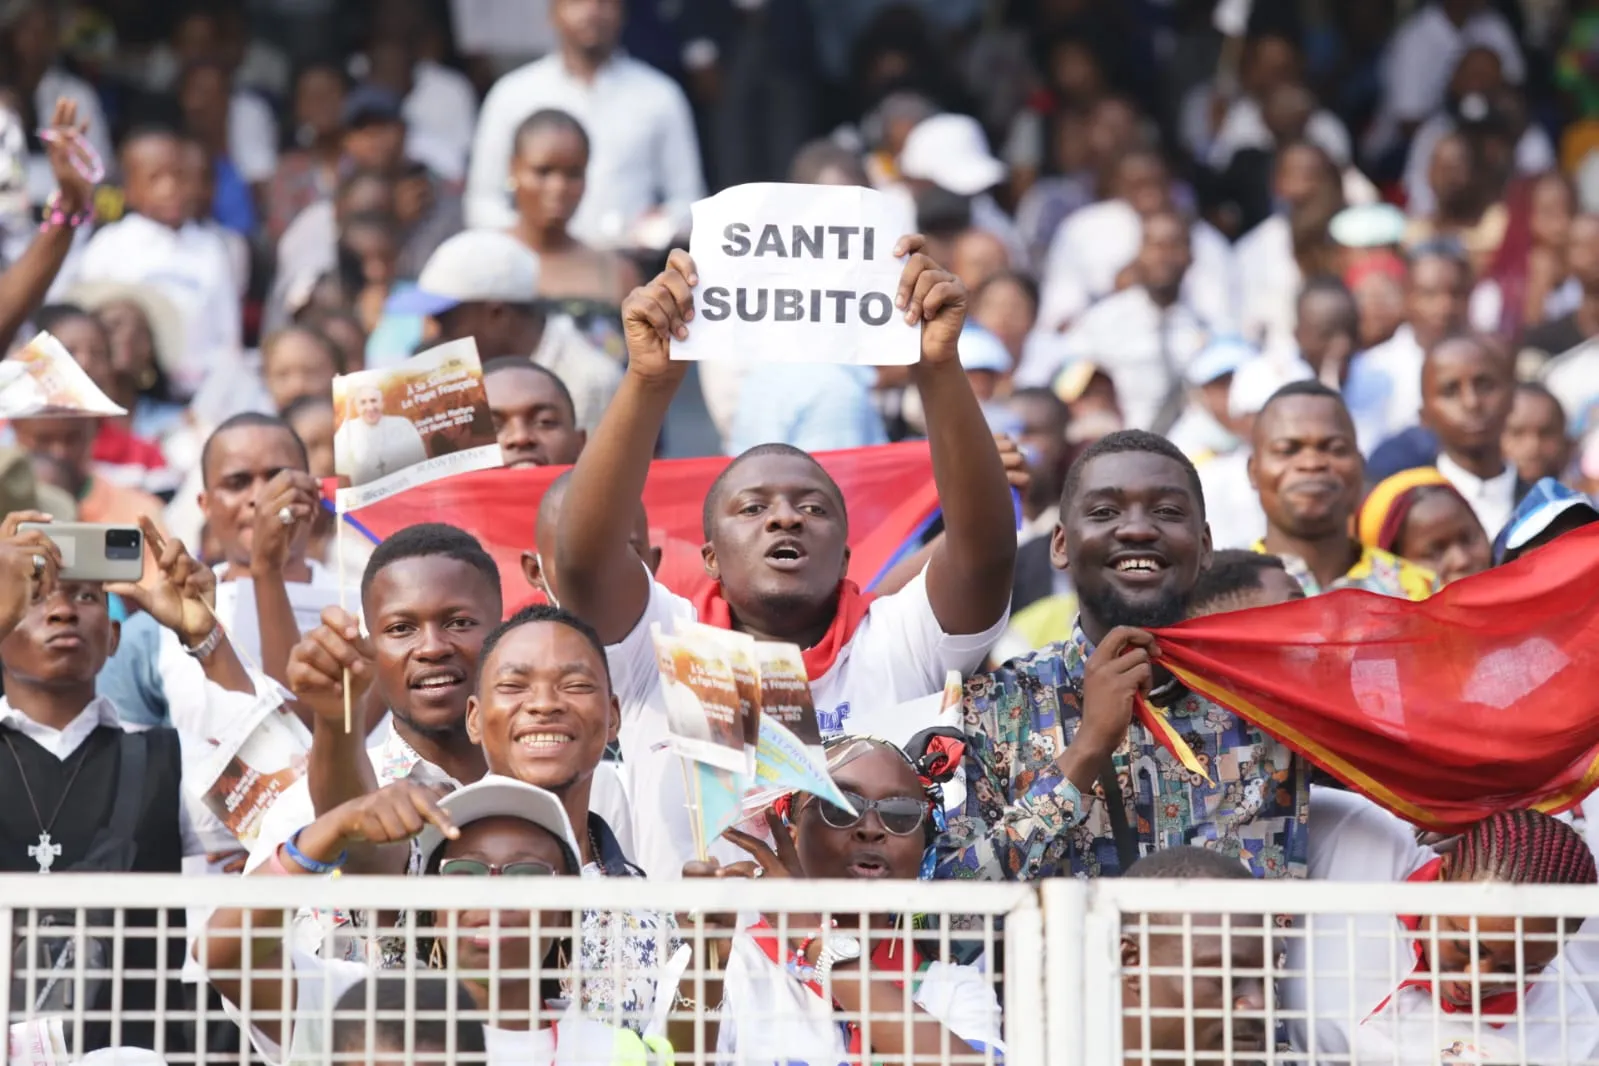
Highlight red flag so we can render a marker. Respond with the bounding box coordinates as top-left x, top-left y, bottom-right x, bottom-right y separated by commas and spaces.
323, 442, 941, 615
1151, 523, 1599, 831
